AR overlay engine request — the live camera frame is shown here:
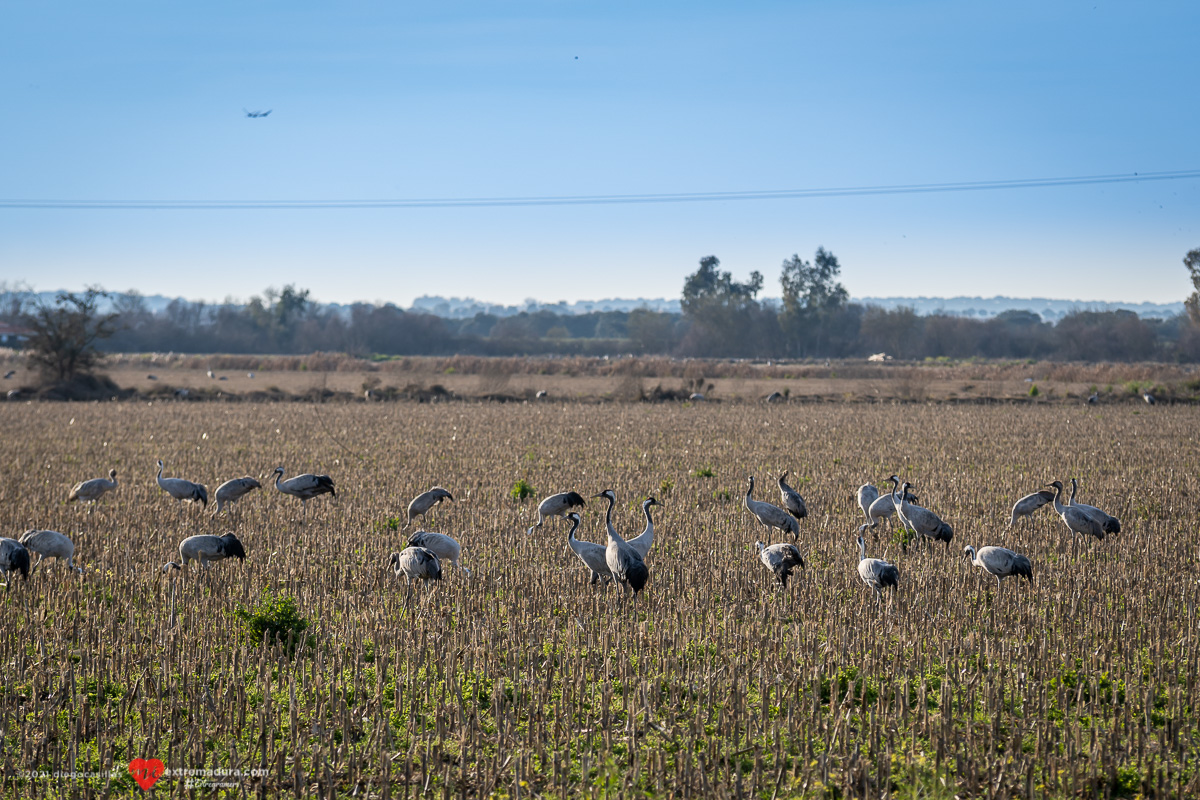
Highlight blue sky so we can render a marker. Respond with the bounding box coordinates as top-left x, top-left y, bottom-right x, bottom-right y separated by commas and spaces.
1, 1, 1197, 307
